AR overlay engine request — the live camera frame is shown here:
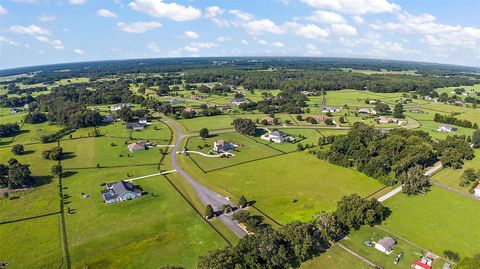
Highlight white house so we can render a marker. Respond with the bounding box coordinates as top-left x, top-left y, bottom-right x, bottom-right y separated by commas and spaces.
110, 103, 132, 111
374, 237, 395, 254
322, 106, 340, 113
267, 131, 284, 143
127, 141, 146, 152
437, 124, 457, 133
213, 140, 237, 153
101, 181, 142, 204
474, 184, 480, 198
358, 108, 377, 115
